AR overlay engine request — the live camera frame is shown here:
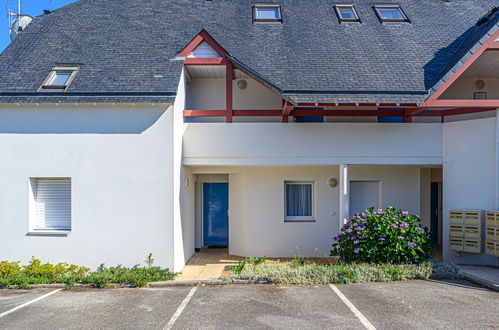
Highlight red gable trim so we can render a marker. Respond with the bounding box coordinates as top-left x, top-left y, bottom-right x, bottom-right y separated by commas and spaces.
422, 29, 499, 108
178, 29, 228, 58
